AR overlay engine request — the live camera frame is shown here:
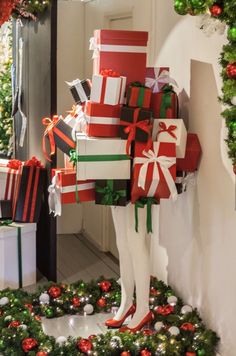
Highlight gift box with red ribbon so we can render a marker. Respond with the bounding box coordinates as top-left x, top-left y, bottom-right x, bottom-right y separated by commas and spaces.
85, 101, 121, 137
0, 159, 22, 201
145, 67, 178, 93
177, 133, 202, 172
12, 157, 46, 223
151, 85, 178, 118
90, 30, 148, 86
152, 118, 187, 158
131, 141, 177, 203
126, 82, 152, 109
48, 168, 95, 216
66, 78, 91, 105
0, 200, 12, 219
90, 70, 126, 105
42, 115, 76, 161
119, 107, 152, 155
